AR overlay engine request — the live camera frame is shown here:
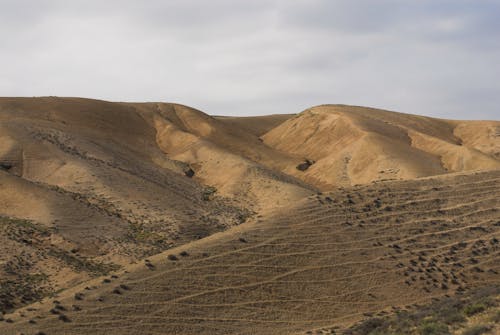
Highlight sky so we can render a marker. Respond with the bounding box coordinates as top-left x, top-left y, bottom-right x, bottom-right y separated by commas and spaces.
1, 0, 499, 119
